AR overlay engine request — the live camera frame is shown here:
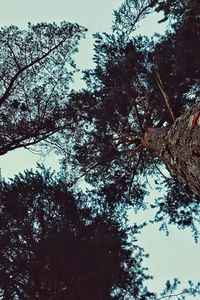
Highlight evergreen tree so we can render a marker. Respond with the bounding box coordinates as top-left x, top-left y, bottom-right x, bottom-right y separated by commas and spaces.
0, 22, 86, 155
0, 166, 151, 300
51, 0, 200, 233
0, 167, 199, 299
0, 2, 200, 298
